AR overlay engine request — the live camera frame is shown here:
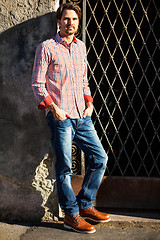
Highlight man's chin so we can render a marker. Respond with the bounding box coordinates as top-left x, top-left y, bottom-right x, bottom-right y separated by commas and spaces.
66, 31, 76, 35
